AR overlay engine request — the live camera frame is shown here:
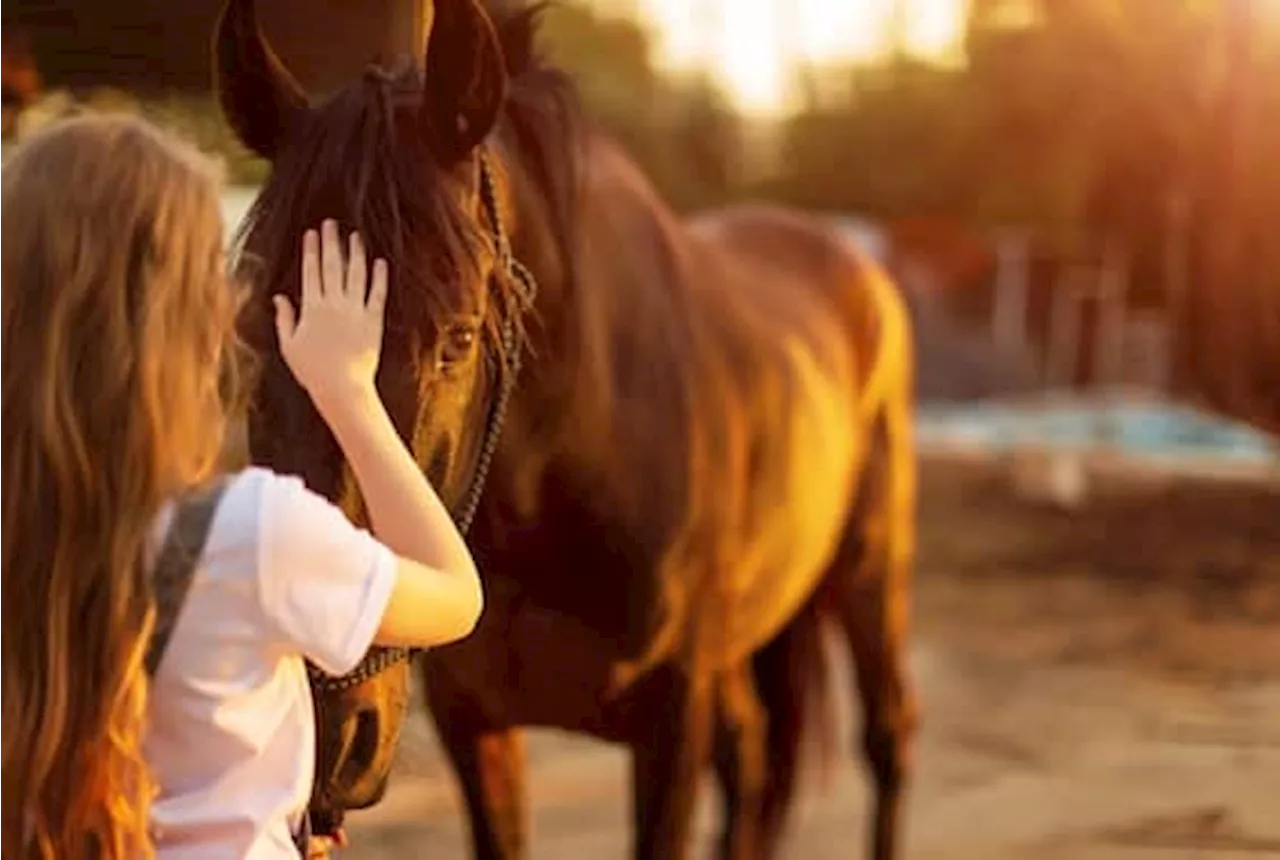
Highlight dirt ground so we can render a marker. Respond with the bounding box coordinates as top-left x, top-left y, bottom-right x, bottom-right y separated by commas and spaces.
339, 454, 1280, 860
